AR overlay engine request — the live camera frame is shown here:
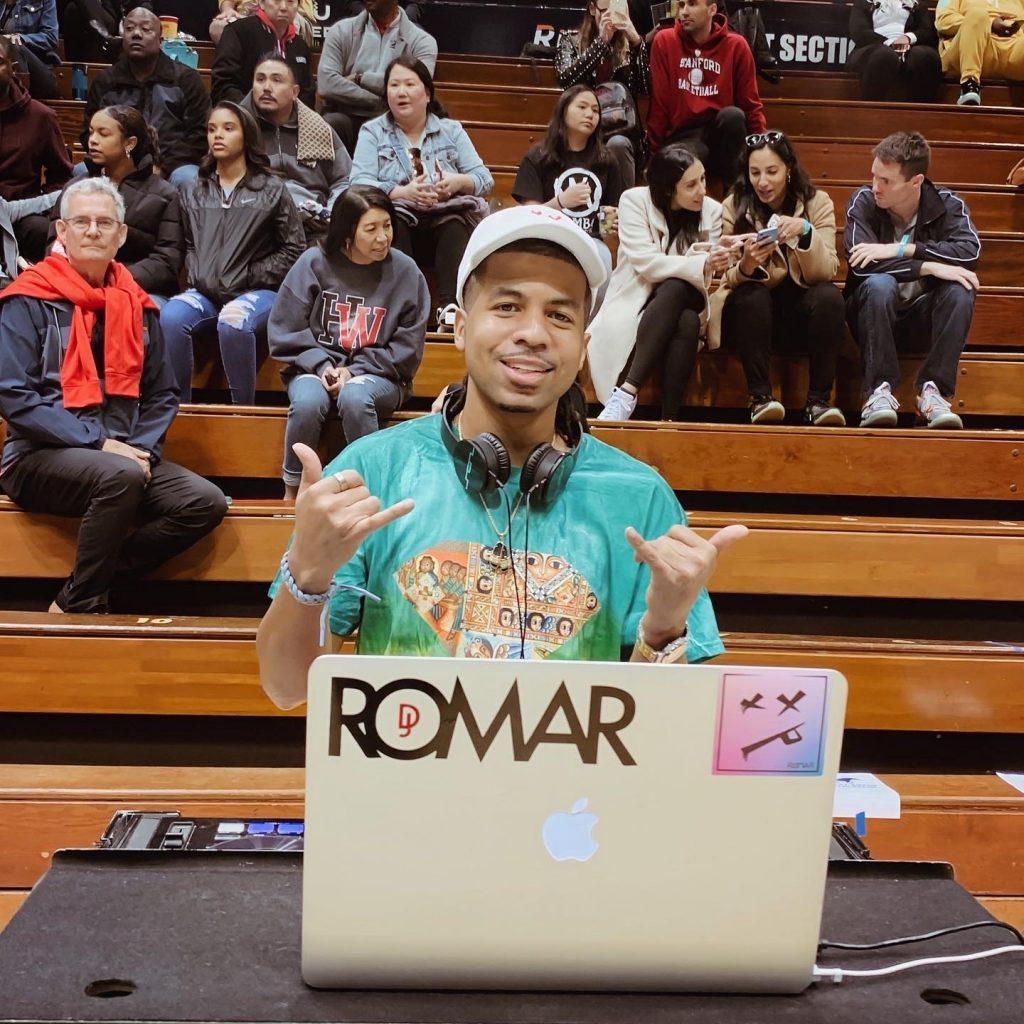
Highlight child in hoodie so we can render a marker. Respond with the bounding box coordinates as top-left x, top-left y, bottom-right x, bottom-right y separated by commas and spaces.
648, 0, 766, 184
